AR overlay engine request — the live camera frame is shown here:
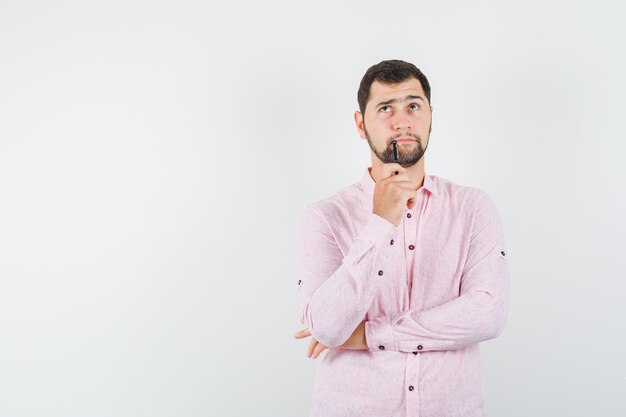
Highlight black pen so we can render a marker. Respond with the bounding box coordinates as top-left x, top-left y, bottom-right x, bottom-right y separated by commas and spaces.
392, 140, 399, 175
